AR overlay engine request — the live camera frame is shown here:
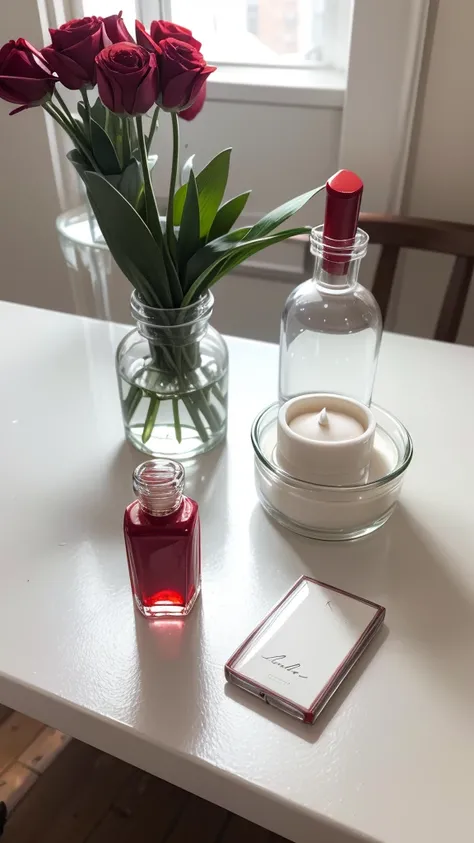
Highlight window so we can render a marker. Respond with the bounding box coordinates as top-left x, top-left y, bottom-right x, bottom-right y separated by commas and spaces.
81, 0, 136, 24
141, 0, 353, 72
